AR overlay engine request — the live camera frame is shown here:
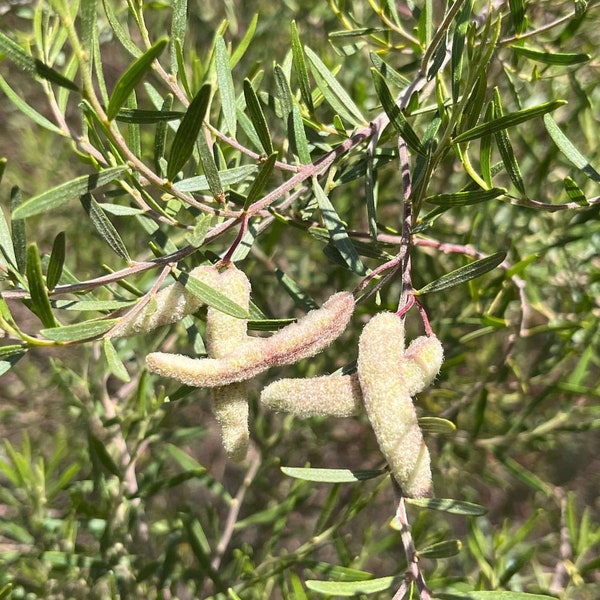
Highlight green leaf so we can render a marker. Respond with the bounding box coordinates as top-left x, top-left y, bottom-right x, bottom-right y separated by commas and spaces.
107, 37, 168, 120
46, 231, 66, 289
416, 252, 506, 295
418, 416, 457, 434
153, 94, 174, 176
230, 13, 258, 69
371, 68, 426, 156
174, 165, 257, 192
12, 166, 128, 219
453, 99, 566, 143
0, 198, 17, 270
291, 104, 311, 165
216, 36, 236, 136
88, 432, 121, 477
418, 539, 462, 559
513, 45, 590, 65
243, 153, 277, 209
116, 108, 184, 123
166, 84, 211, 181
306, 576, 397, 596
10, 187, 26, 272
563, 176, 588, 205
425, 187, 506, 207
290, 21, 314, 114
313, 179, 367, 275
451, 0, 472, 101
196, 127, 224, 201
274, 63, 293, 121
281, 466, 384, 483
543, 114, 600, 183
178, 271, 249, 319
405, 497, 488, 516
0, 345, 28, 376
369, 52, 410, 88
103, 337, 130, 382
170, 0, 187, 74
305, 46, 366, 127
243, 79, 274, 155
101, 0, 142, 57
26, 243, 58, 328
40, 319, 119, 342
508, 0, 527, 34
80, 194, 130, 261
